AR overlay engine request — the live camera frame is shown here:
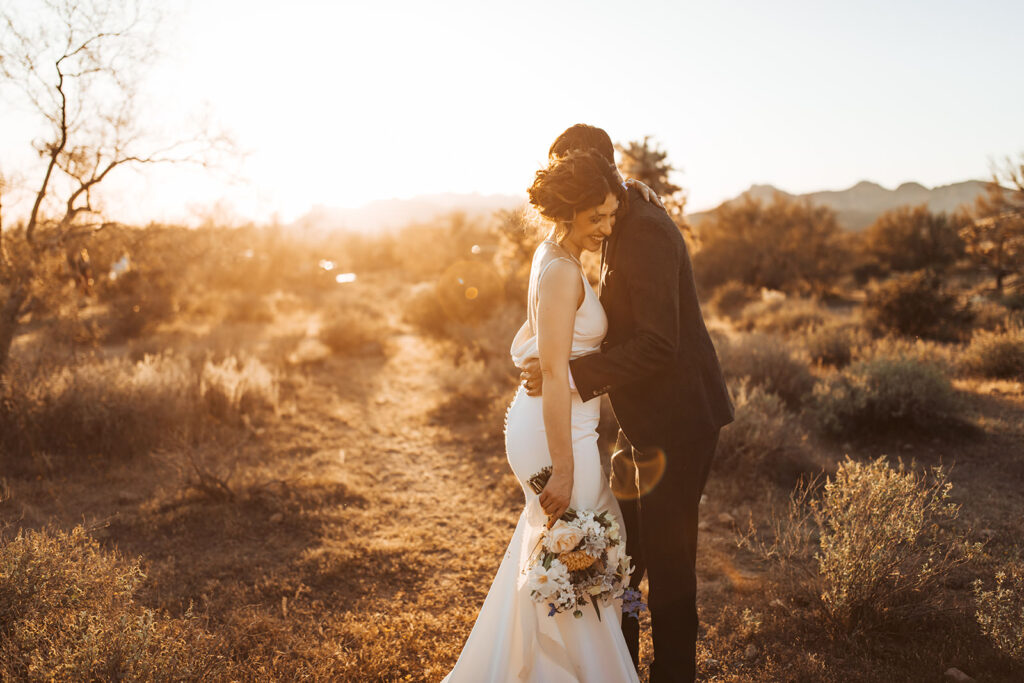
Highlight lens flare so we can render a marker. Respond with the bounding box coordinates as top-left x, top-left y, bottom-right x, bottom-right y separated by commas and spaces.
610, 447, 667, 501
